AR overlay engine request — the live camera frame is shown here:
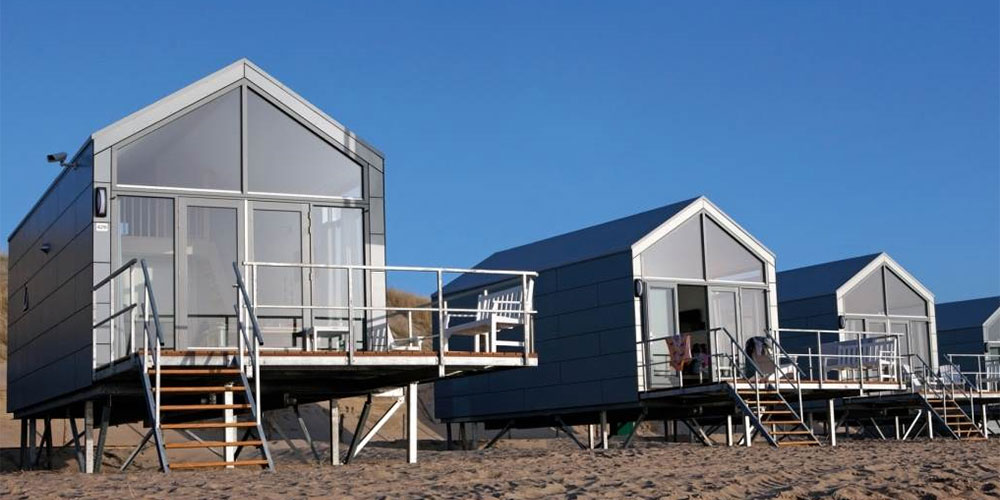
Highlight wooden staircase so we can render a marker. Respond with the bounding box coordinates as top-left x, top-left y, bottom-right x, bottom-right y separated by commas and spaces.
142, 365, 274, 471
921, 395, 987, 441
728, 383, 822, 447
